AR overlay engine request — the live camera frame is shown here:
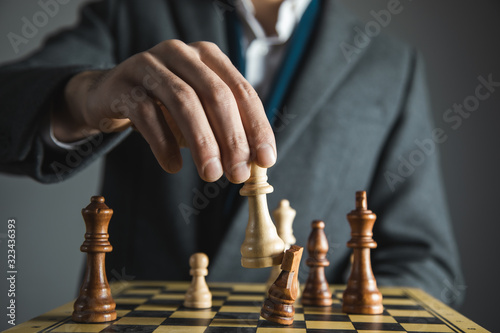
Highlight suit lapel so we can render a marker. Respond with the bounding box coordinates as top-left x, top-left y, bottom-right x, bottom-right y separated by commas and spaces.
270, 1, 370, 175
